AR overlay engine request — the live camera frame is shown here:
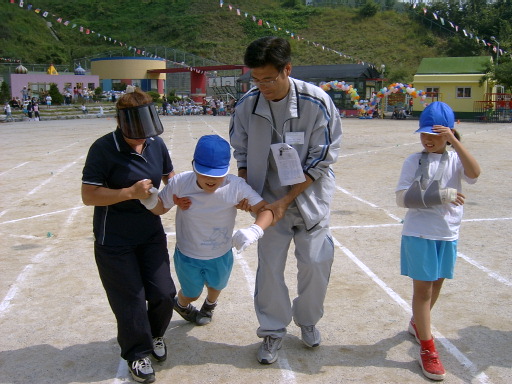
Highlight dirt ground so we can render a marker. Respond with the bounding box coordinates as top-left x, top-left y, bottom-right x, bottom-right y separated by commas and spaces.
0, 115, 510, 384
